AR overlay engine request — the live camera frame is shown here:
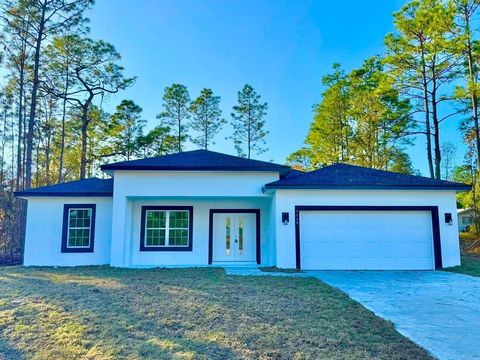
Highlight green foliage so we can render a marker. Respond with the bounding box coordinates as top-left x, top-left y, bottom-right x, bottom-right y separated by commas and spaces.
453, 164, 477, 207
303, 63, 351, 168
85, 106, 109, 177
286, 147, 314, 171
103, 100, 145, 161
41, 34, 134, 179
231, 84, 268, 158
136, 125, 177, 158
289, 59, 414, 173
384, 0, 459, 179
388, 149, 416, 175
6, 0, 95, 37
190, 88, 225, 150
446, 255, 480, 276
157, 83, 191, 153
348, 57, 413, 170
